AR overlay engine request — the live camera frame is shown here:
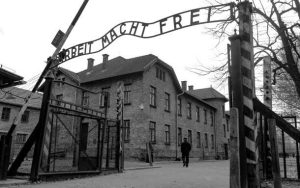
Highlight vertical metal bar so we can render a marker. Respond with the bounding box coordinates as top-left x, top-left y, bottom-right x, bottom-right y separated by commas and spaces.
229, 108, 240, 188
106, 124, 110, 169
229, 34, 247, 187
227, 44, 232, 108
237, 1, 258, 187
97, 119, 101, 170
281, 129, 287, 178
264, 116, 272, 179
47, 112, 54, 172
30, 74, 54, 182
259, 113, 265, 179
268, 119, 282, 188
295, 117, 300, 179
115, 120, 120, 171
0, 136, 7, 180
53, 114, 58, 172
